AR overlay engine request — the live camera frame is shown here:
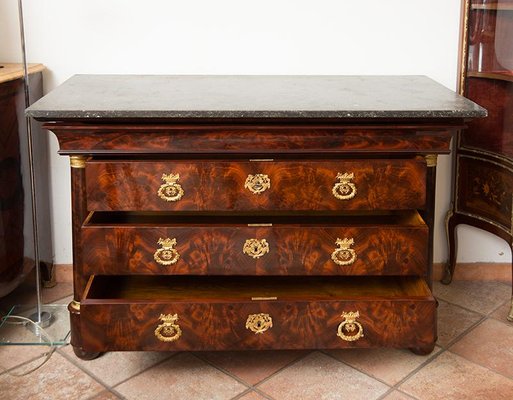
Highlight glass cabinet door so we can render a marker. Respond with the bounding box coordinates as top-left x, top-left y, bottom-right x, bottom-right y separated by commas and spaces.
462, 0, 513, 158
